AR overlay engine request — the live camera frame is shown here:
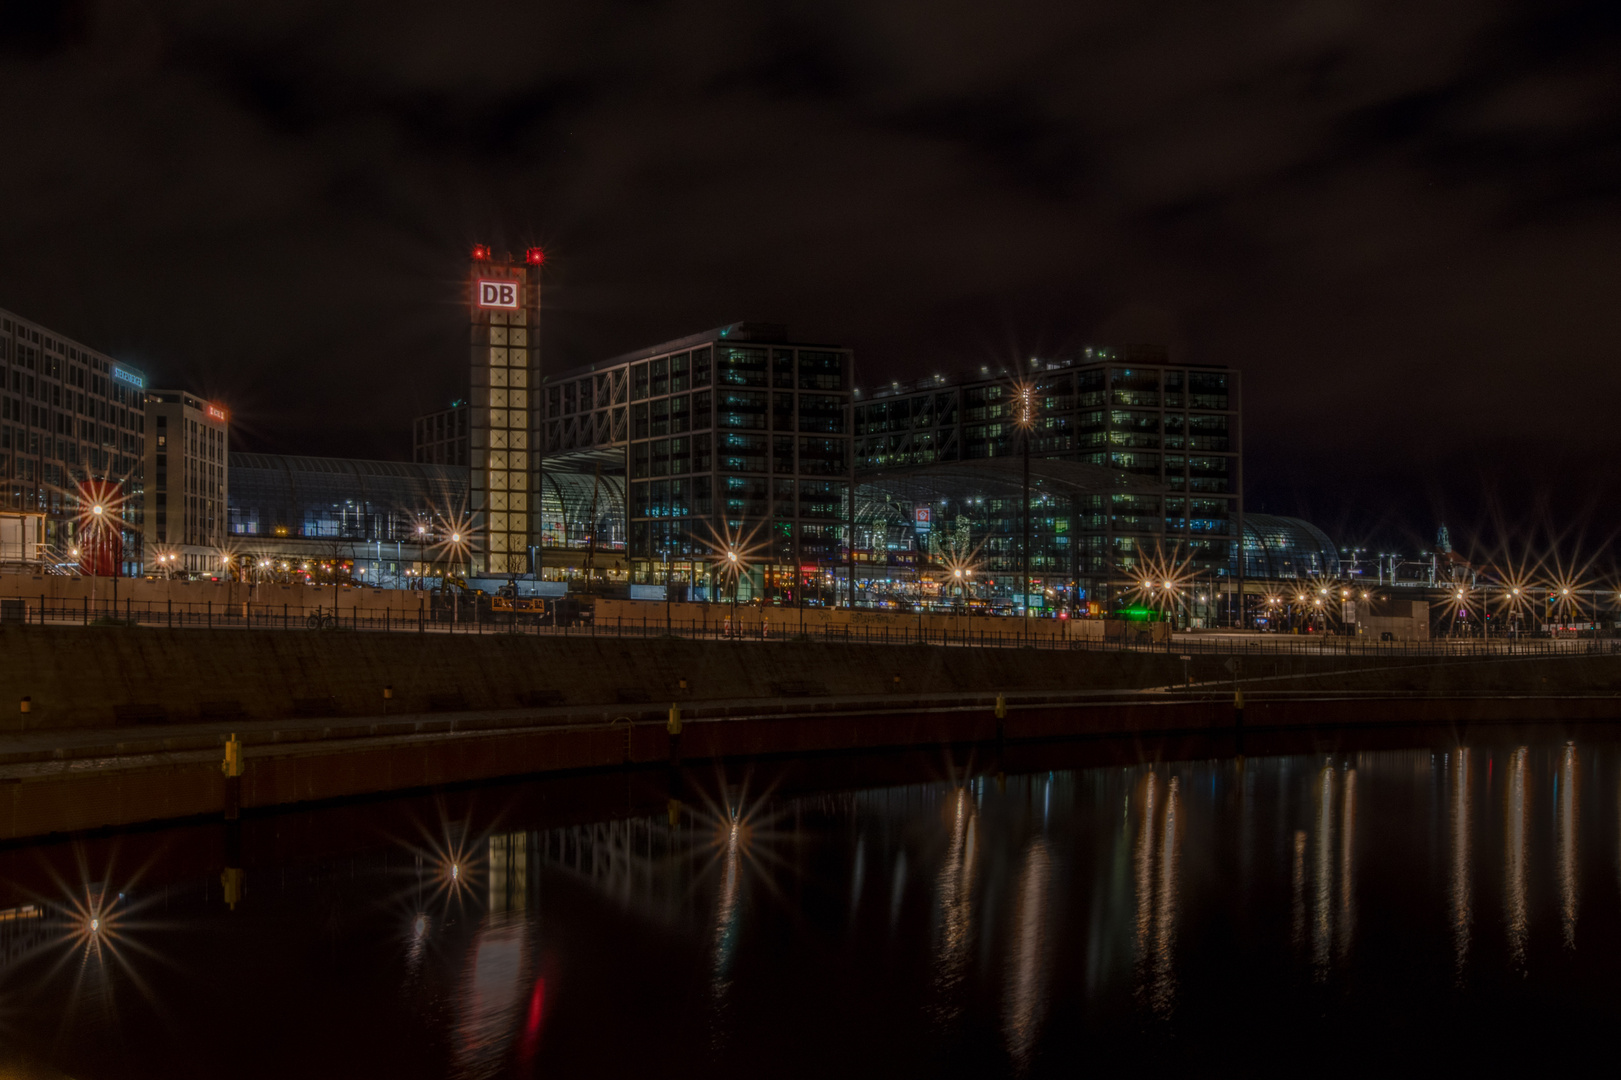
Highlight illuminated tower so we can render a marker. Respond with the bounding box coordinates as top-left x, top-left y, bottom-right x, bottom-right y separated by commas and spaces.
468, 245, 543, 576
